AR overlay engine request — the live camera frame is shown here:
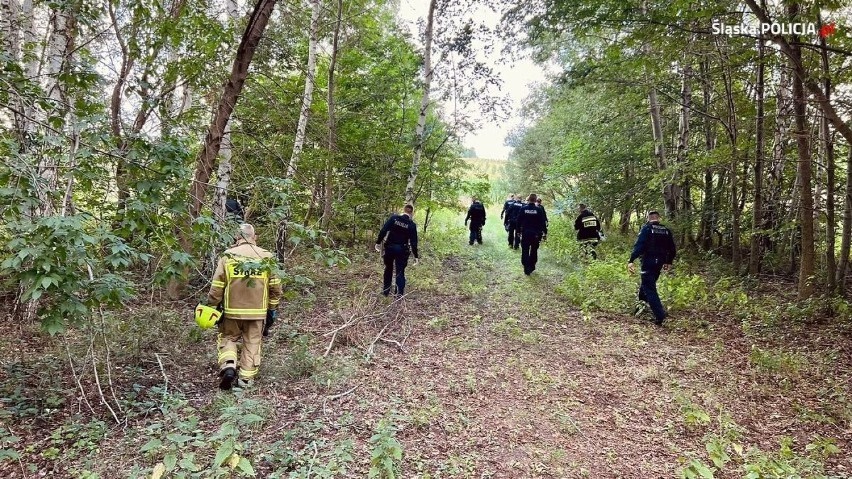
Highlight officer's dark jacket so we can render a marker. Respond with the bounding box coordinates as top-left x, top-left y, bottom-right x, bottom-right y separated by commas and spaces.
629, 221, 676, 265
515, 202, 547, 235
574, 210, 601, 241
225, 197, 244, 221
465, 202, 486, 226
507, 200, 525, 222
537, 204, 549, 227
500, 200, 513, 220
376, 213, 419, 258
